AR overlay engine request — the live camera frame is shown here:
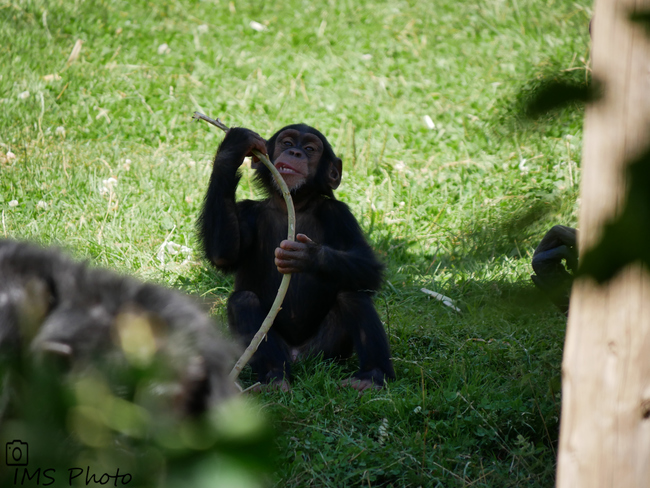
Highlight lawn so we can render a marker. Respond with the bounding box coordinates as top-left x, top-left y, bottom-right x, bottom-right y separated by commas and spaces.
0, 0, 590, 486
